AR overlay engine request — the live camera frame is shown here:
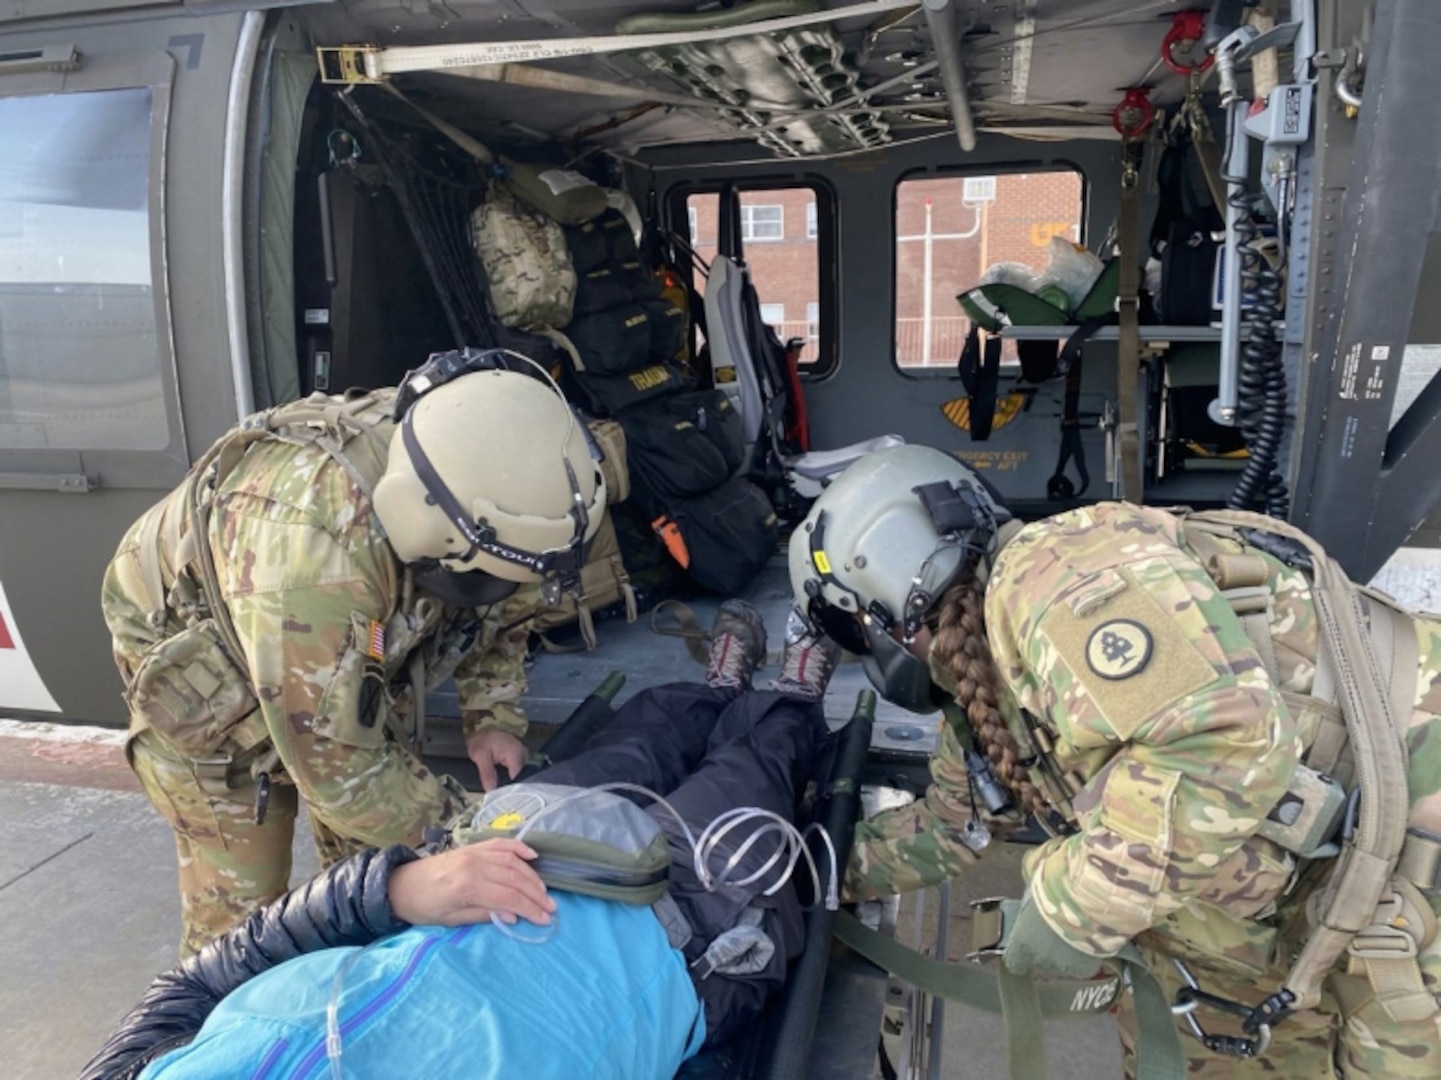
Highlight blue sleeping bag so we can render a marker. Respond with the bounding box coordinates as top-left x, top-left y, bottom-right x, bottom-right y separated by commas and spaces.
140, 892, 705, 1080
